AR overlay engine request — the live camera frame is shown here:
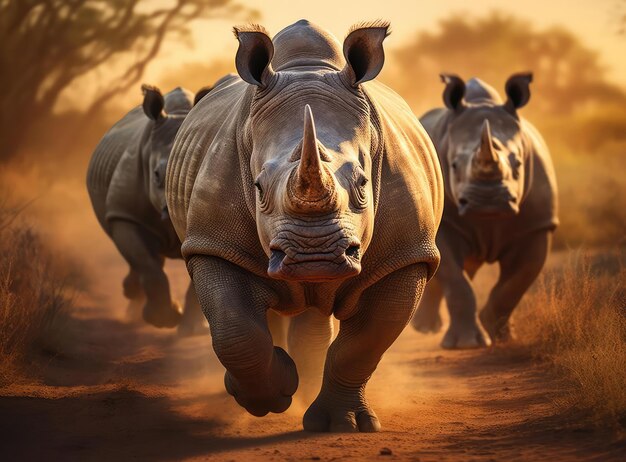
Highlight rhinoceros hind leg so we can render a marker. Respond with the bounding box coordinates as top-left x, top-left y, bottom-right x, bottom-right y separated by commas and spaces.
177, 282, 209, 337
110, 220, 182, 328
480, 231, 550, 343
411, 277, 443, 333
288, 309, 333, 404
304, 264, 427, 432
123, 269, 145, 322
188, 255, 298, 416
